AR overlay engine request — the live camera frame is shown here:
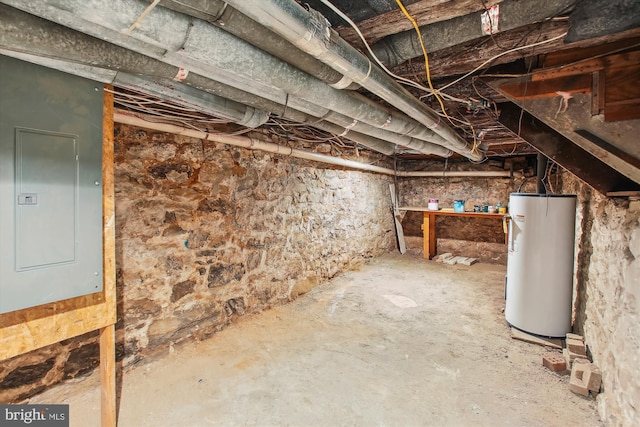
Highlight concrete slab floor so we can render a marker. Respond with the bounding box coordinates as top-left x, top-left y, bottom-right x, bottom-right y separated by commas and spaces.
29, 253, 602, 426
